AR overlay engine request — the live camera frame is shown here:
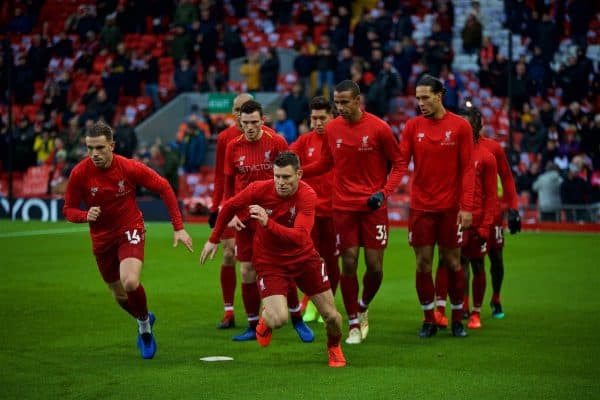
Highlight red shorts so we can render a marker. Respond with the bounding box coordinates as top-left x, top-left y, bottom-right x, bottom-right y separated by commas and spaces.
94, 227, 146, 283
488, 211, 505, 249
235, 228, 253, 262
254, 251, 330, 298
312, 216, 338, 259
461, 229, 488, 259
333, 208, 389, 250
408, 208, 461, 248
